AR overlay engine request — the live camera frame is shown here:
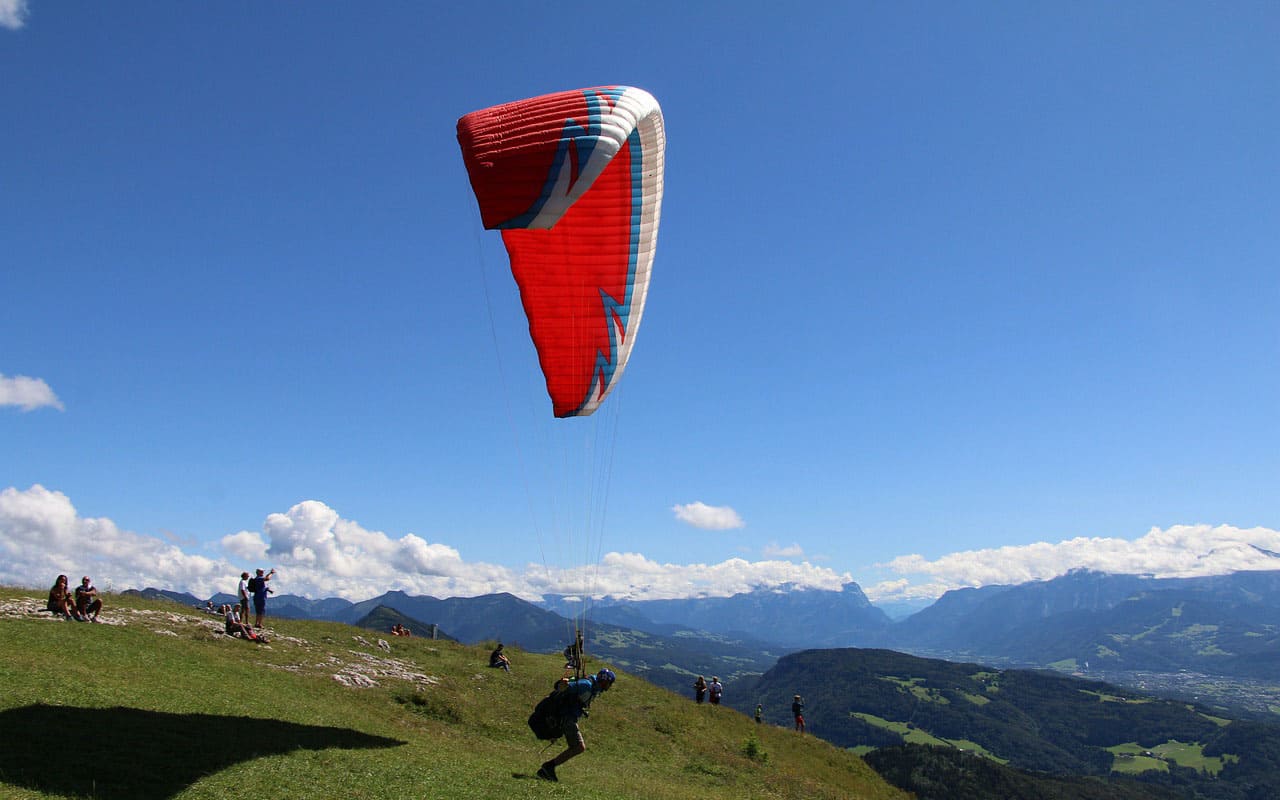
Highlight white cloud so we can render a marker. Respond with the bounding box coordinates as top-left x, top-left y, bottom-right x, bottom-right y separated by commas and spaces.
10, 485, 1271, 611
672, 501, 745, 530
0, 0, 28, 30
525, 552, 850, 601
868, 524, 1280, 601
220, 530, 269, 561
0, 374, 64, 411
0, 485, 224, 595
762, 541, 804, 558
0, 485, 849, 604
230, 499, 520, 599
